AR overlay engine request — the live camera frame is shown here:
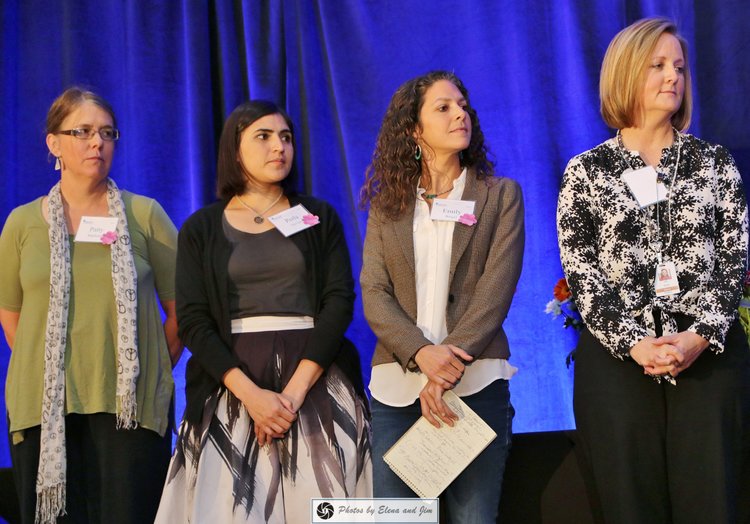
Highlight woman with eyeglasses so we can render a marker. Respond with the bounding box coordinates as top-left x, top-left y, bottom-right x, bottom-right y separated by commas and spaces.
0, 87, 180, 523
557, 18, 750, 522
155, 100, 372, 523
